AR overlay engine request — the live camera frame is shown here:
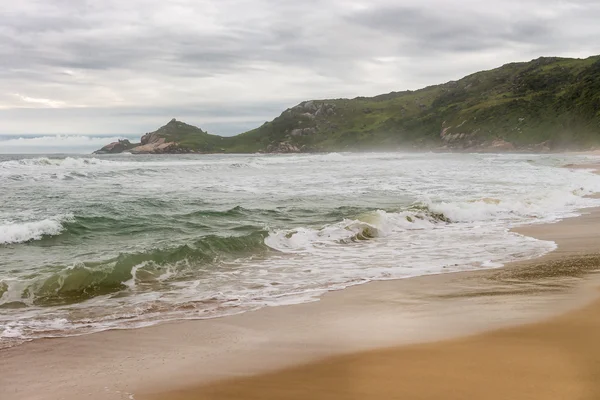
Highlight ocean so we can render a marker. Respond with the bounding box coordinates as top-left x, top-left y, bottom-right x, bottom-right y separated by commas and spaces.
1, 152, 600, 347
